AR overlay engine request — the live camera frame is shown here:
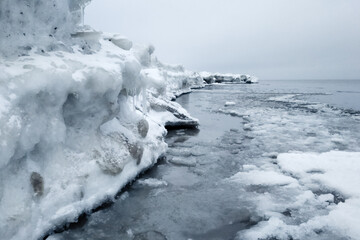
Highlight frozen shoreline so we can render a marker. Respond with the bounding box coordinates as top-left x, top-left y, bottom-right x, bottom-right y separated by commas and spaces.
0, 1, 258, 238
